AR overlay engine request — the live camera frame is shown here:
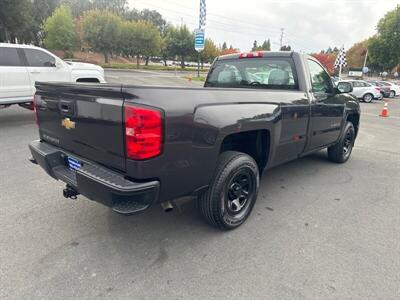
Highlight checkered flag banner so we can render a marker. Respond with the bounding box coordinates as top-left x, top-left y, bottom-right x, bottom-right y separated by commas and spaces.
199, 0, 206, 28
334, 46, 347, 68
